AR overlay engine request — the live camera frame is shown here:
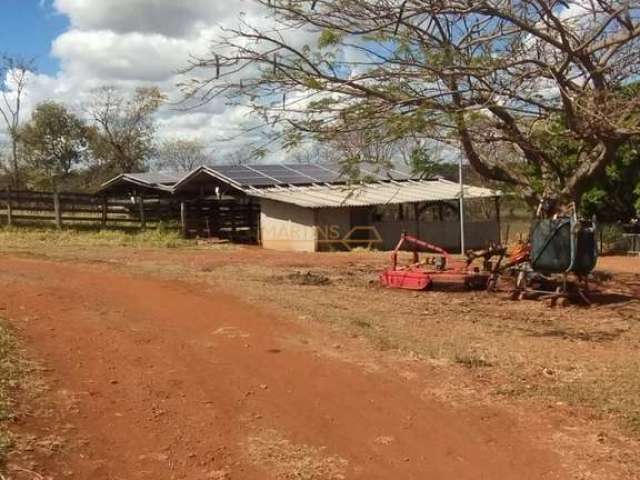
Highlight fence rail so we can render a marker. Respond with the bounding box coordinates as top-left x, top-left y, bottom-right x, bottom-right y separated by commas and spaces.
0, 189, 260, 242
